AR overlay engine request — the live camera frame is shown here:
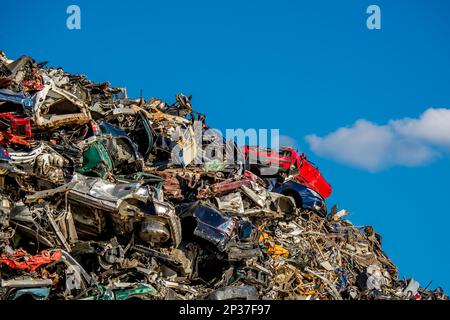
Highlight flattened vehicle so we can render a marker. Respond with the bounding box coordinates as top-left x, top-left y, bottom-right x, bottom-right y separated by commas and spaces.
0, 50, 446, 301
243, 145, 332, 199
